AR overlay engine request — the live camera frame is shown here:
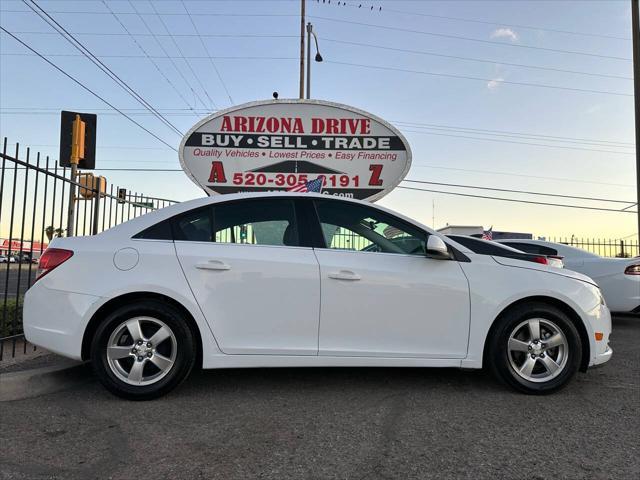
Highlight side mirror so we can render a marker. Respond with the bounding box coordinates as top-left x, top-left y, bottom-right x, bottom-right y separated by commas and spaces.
426, 235, 450, 259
